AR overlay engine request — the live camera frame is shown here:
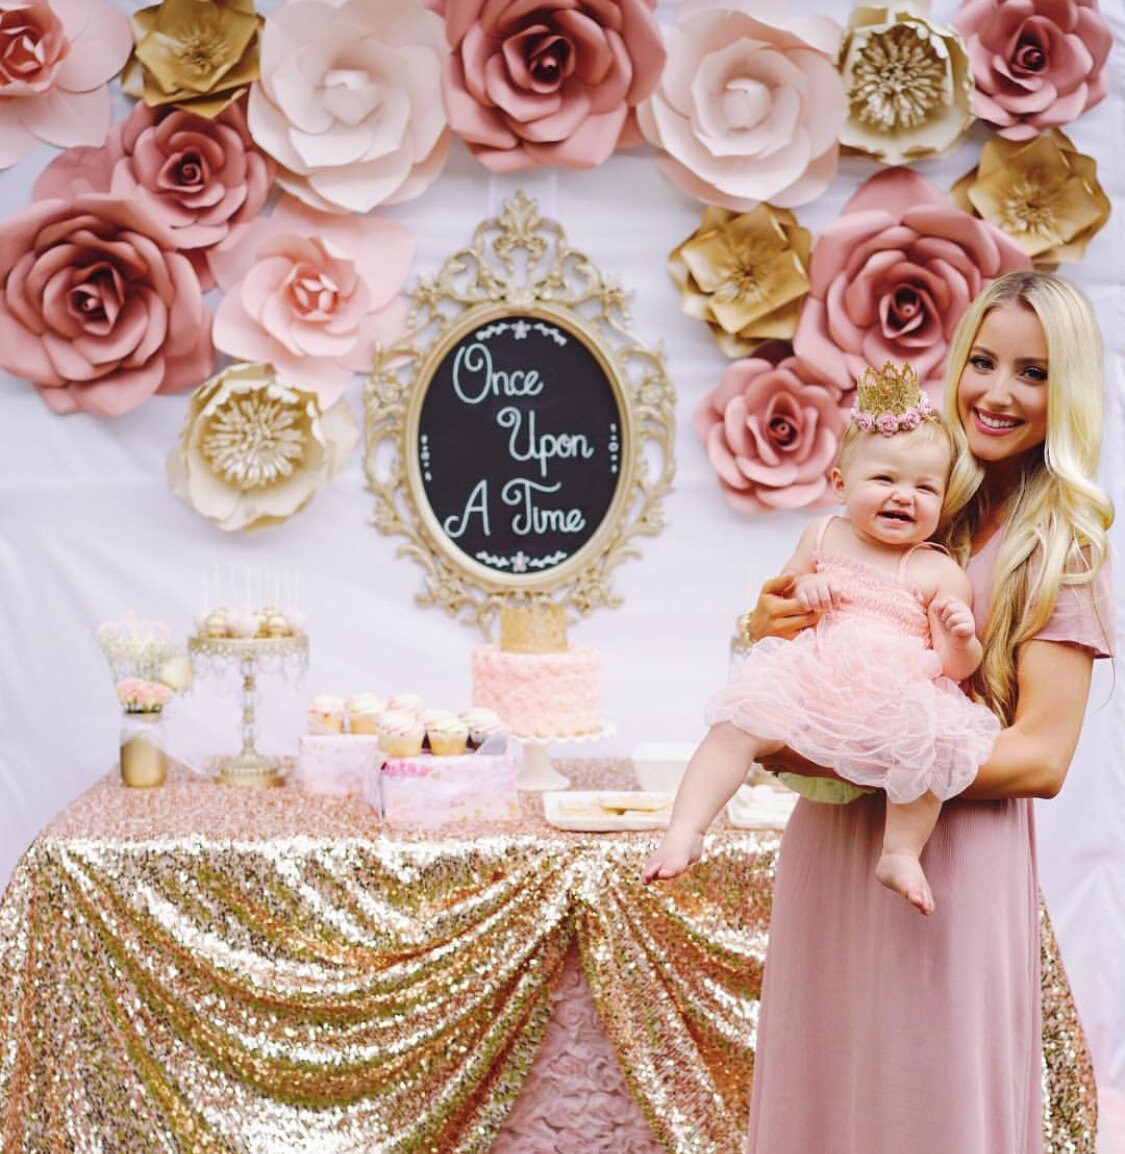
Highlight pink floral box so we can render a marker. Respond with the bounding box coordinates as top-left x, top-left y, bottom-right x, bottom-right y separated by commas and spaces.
295, 735, 382, 796
368, 754, 519, 827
